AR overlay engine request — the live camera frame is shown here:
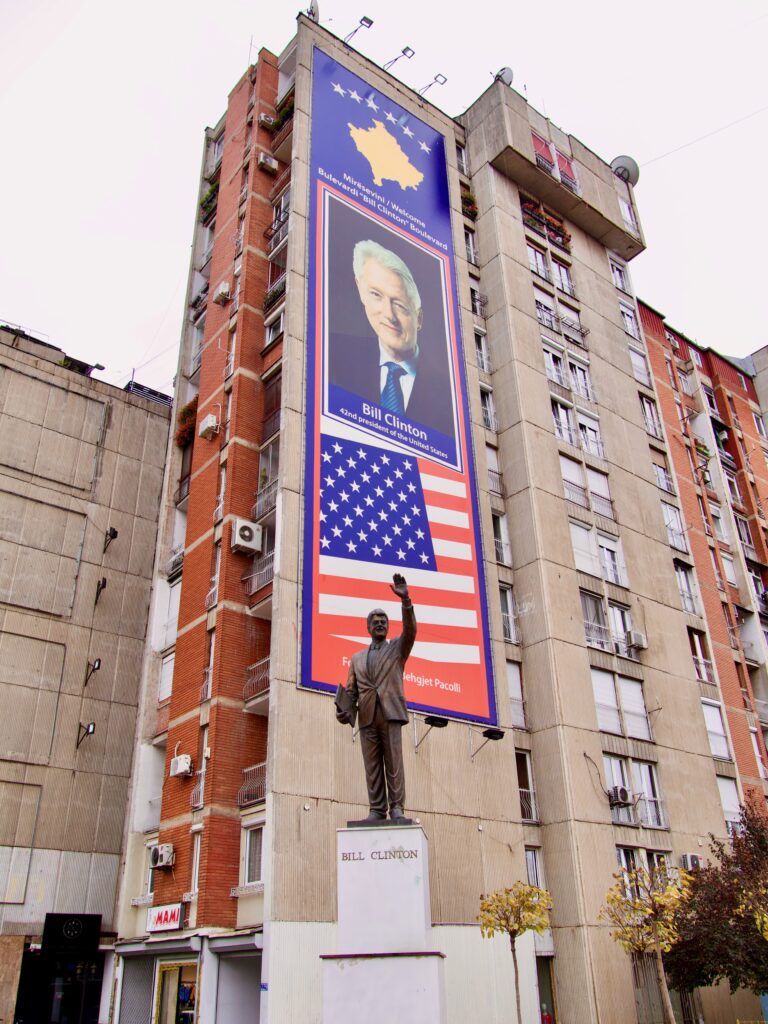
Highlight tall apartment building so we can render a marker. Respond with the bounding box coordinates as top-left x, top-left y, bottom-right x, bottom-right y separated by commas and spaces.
0, 325, 171, 1023
112, 16, 763, 1024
